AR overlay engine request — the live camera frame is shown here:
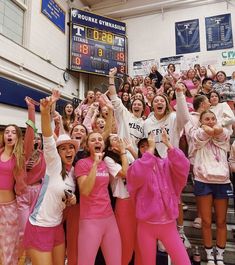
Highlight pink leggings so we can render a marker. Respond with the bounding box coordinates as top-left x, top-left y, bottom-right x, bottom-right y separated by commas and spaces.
137, 221, 191, 265
115, 198, 142, 265
78, 215, 121, 265
16, 184, 41, 248
0, 200, 19, 265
